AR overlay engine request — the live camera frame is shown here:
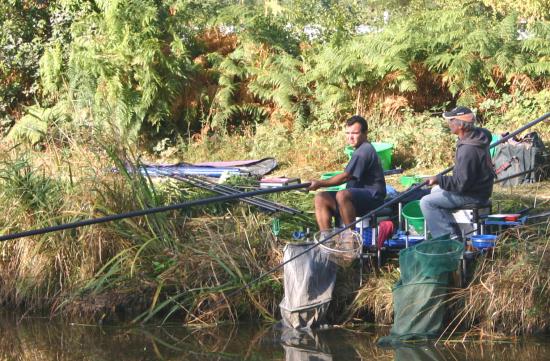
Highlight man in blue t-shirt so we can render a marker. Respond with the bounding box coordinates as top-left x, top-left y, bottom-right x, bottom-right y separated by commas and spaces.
308, 115, 386, 231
